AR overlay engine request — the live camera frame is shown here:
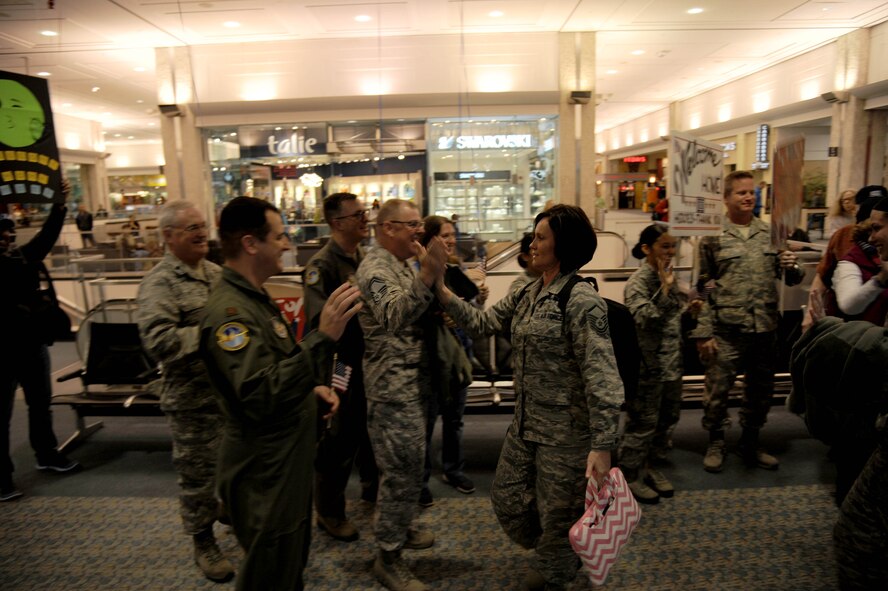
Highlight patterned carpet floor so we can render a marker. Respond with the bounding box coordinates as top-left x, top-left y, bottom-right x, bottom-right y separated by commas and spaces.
0, 484, 839, 590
